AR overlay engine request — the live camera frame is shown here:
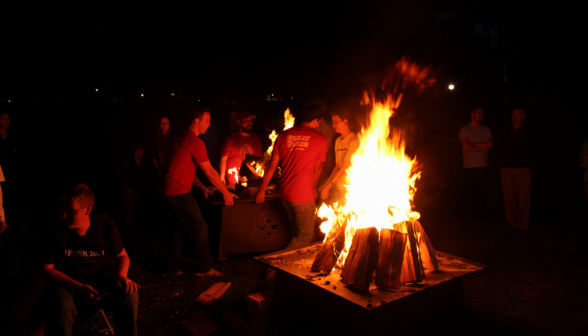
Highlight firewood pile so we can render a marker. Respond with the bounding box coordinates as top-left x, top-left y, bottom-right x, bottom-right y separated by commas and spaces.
312, 217, 439, 290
